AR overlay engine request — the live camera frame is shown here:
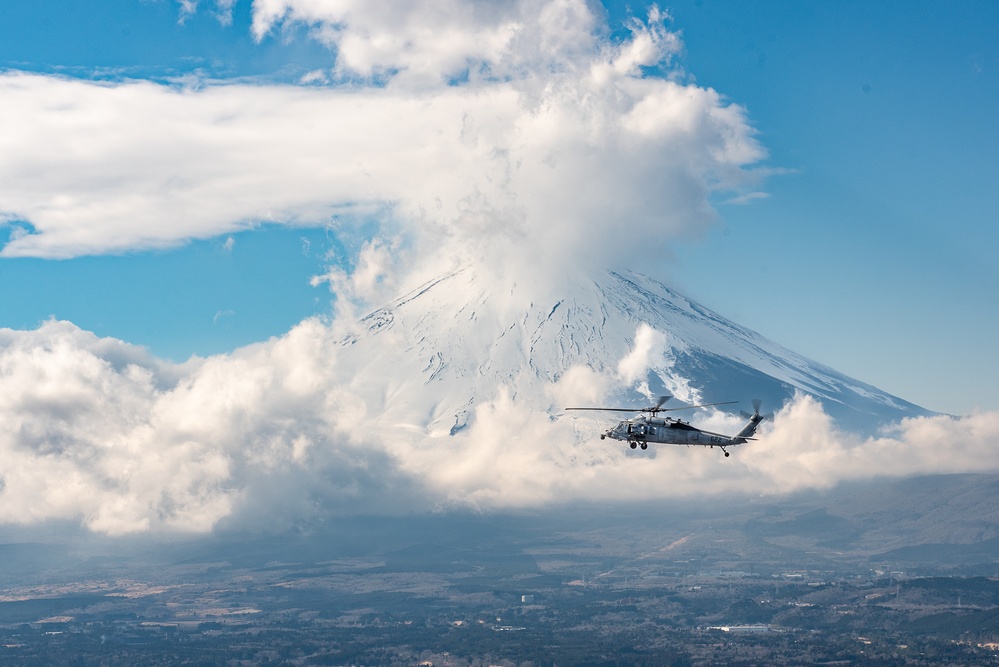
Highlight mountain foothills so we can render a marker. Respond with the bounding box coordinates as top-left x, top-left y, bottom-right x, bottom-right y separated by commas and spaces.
5, 475, 999, 665
334, 265, 929, 437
